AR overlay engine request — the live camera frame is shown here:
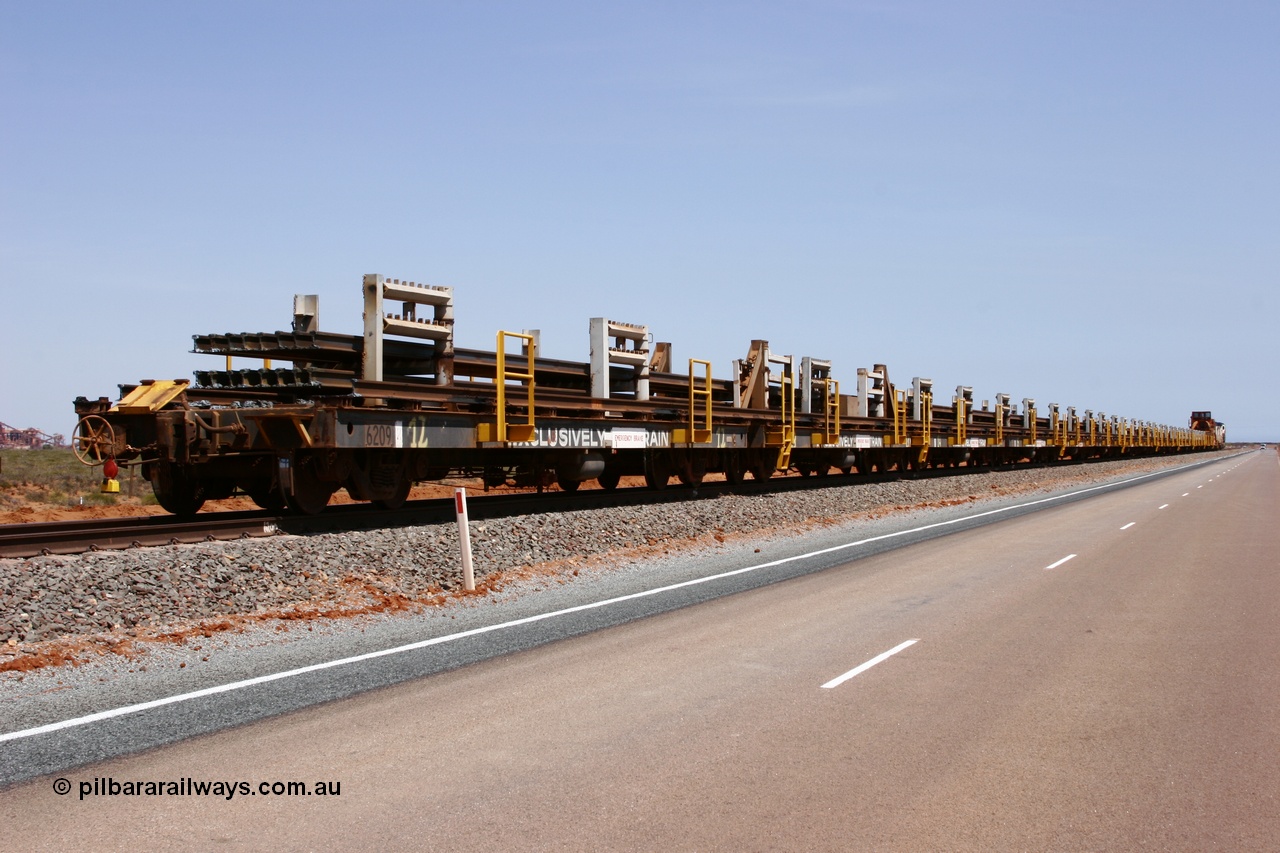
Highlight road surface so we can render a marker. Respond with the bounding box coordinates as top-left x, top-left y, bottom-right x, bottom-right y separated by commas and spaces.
2, 452, 1276, 850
